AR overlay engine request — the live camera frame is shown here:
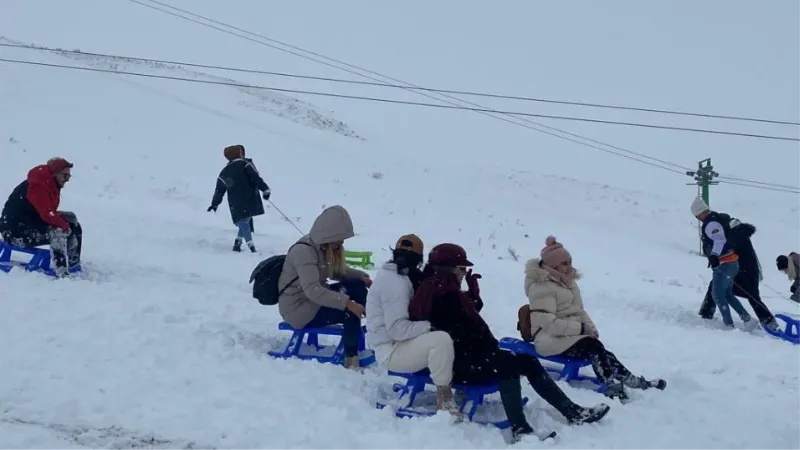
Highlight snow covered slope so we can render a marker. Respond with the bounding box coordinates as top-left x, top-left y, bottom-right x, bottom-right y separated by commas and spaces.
1, 0, 798, 448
